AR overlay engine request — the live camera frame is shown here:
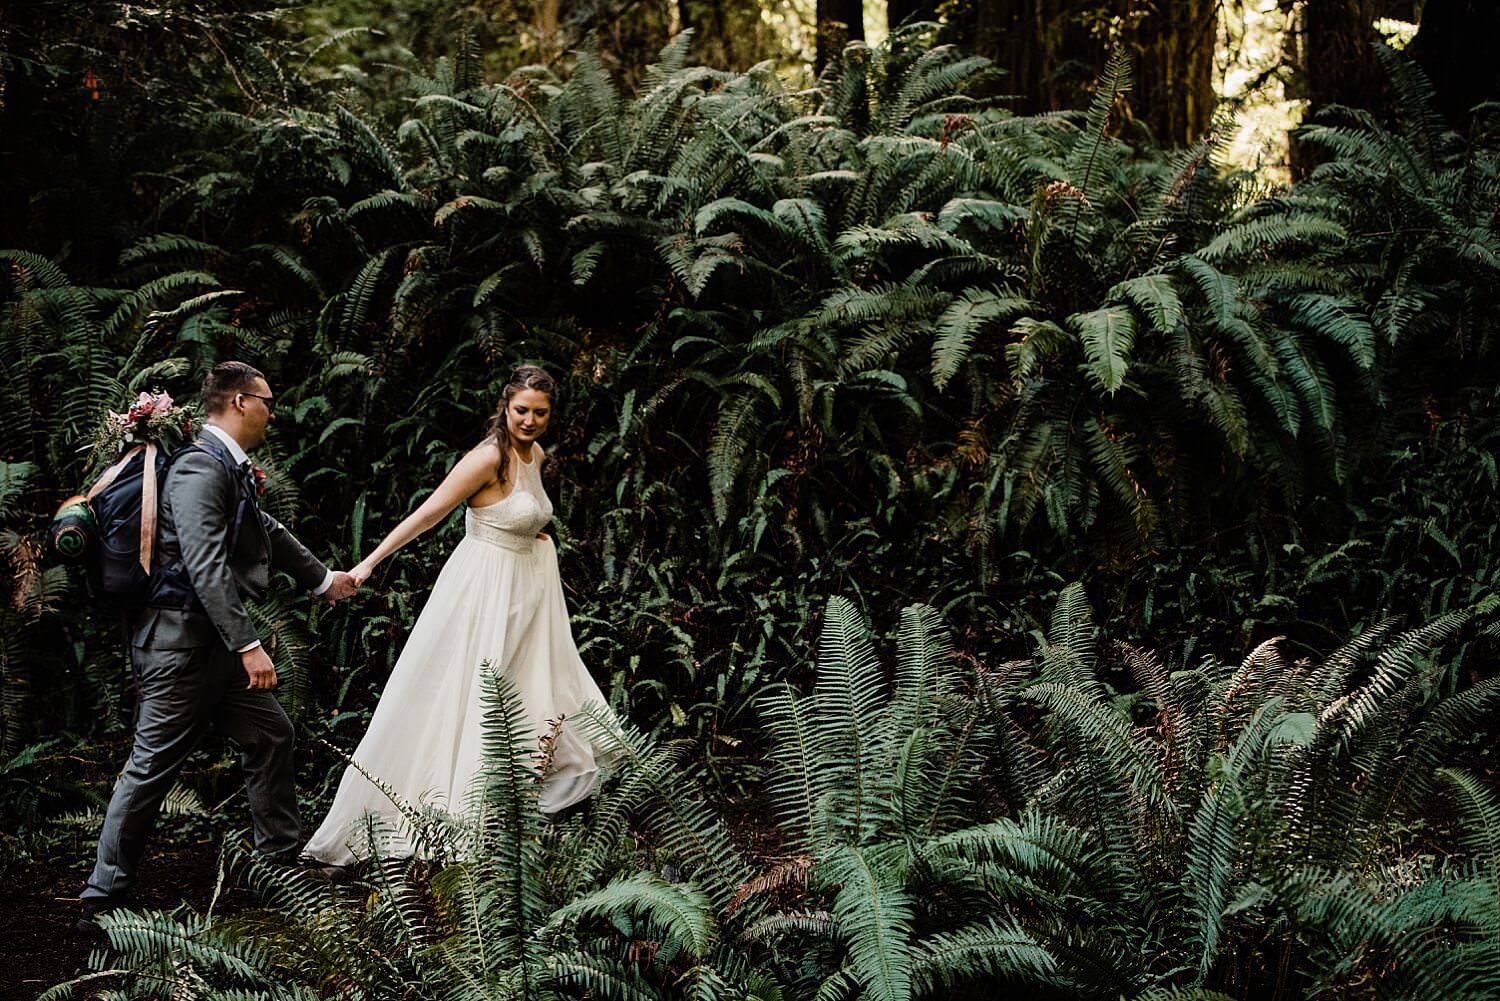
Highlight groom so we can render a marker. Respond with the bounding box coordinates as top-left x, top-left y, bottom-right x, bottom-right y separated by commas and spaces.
78, 361, 359, 933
